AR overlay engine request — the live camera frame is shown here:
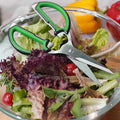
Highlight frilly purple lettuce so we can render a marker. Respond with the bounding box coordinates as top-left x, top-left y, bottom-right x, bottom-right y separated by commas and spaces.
0, 49, 71, 91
